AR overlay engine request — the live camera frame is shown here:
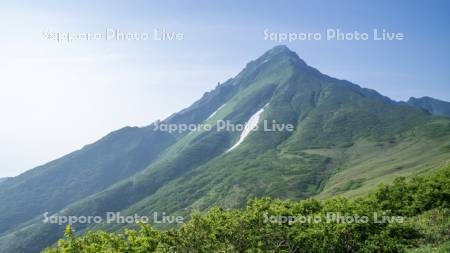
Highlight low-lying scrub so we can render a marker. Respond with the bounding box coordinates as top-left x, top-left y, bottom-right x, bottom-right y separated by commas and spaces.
45, 166, 450, 253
